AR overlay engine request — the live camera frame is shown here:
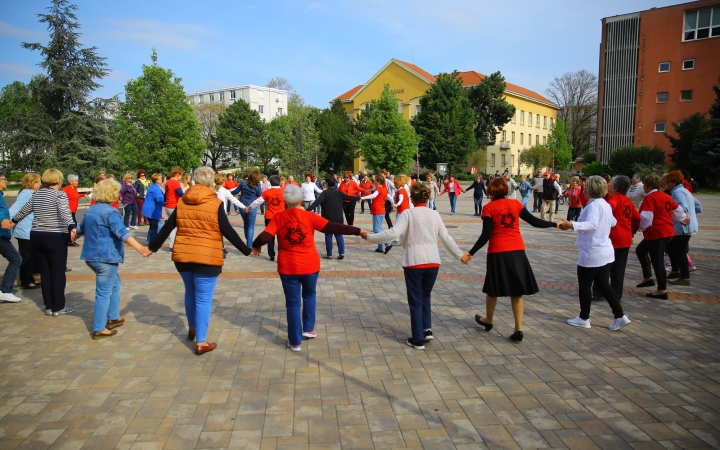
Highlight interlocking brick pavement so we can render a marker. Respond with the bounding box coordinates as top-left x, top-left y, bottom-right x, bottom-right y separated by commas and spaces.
1, 193, 720, 449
